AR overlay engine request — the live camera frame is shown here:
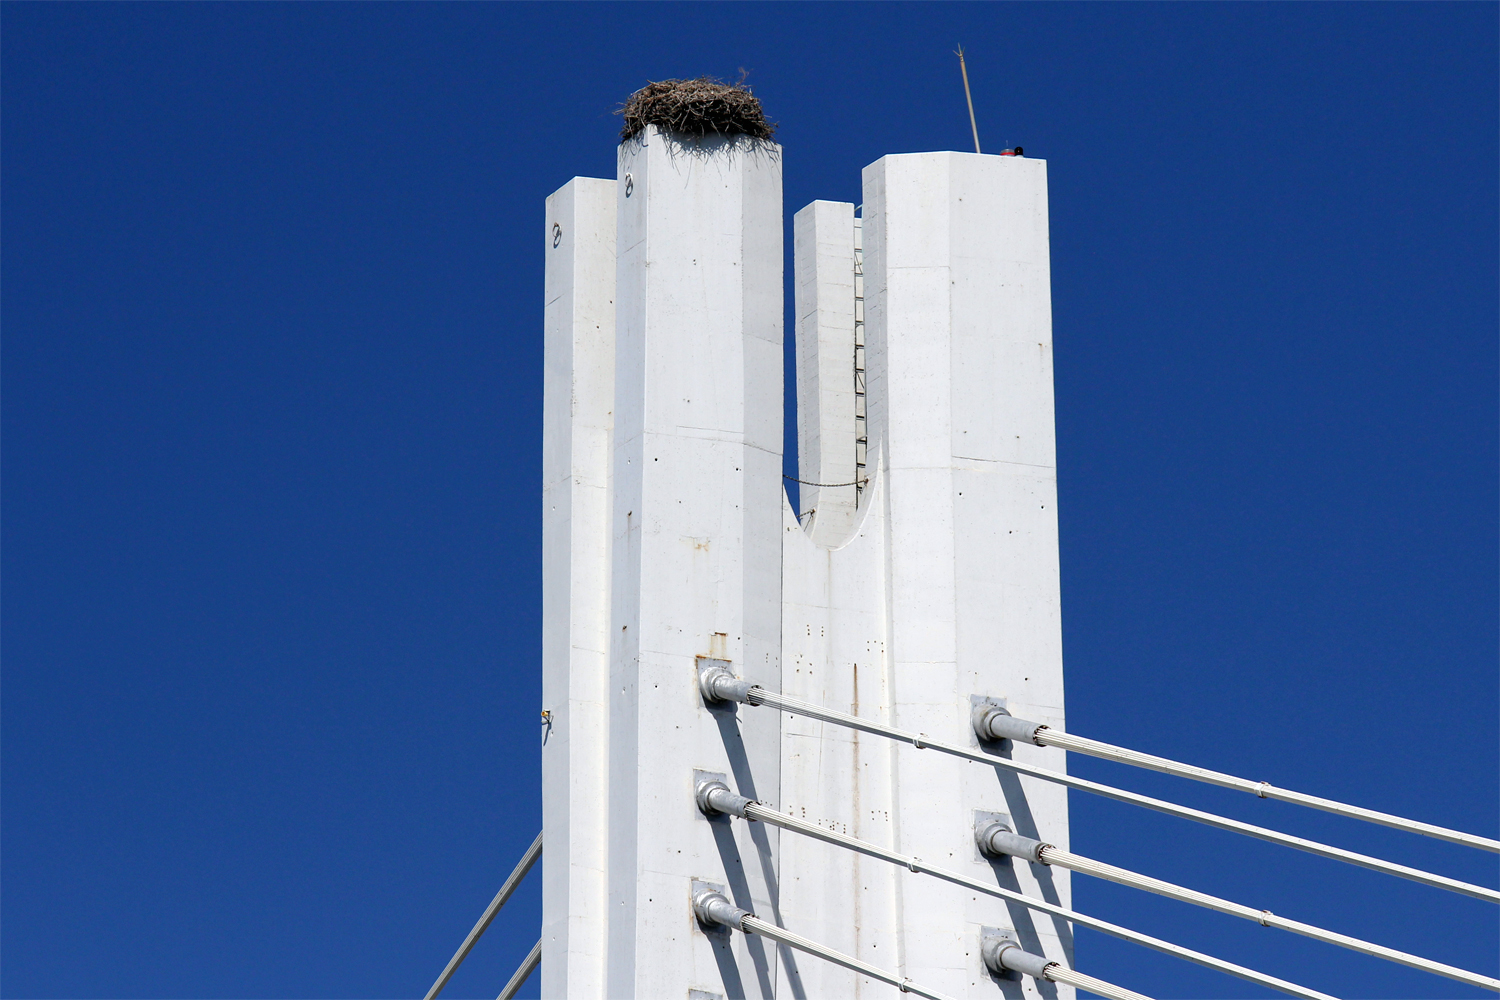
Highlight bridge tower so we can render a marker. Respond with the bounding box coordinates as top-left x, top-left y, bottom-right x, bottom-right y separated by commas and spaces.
542, 123, 1068, 999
